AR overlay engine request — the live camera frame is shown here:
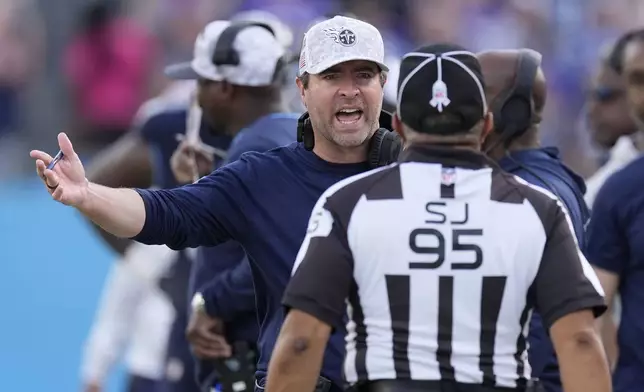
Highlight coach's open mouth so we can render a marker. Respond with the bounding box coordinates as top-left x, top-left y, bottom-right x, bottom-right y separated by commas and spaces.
336, 109, 363, 124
